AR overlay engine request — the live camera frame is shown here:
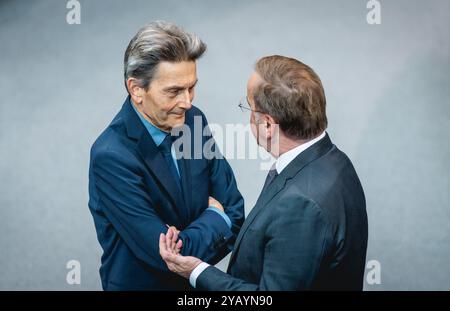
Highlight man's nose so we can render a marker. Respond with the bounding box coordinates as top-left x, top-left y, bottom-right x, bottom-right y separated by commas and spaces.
178, 90, 192, 110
